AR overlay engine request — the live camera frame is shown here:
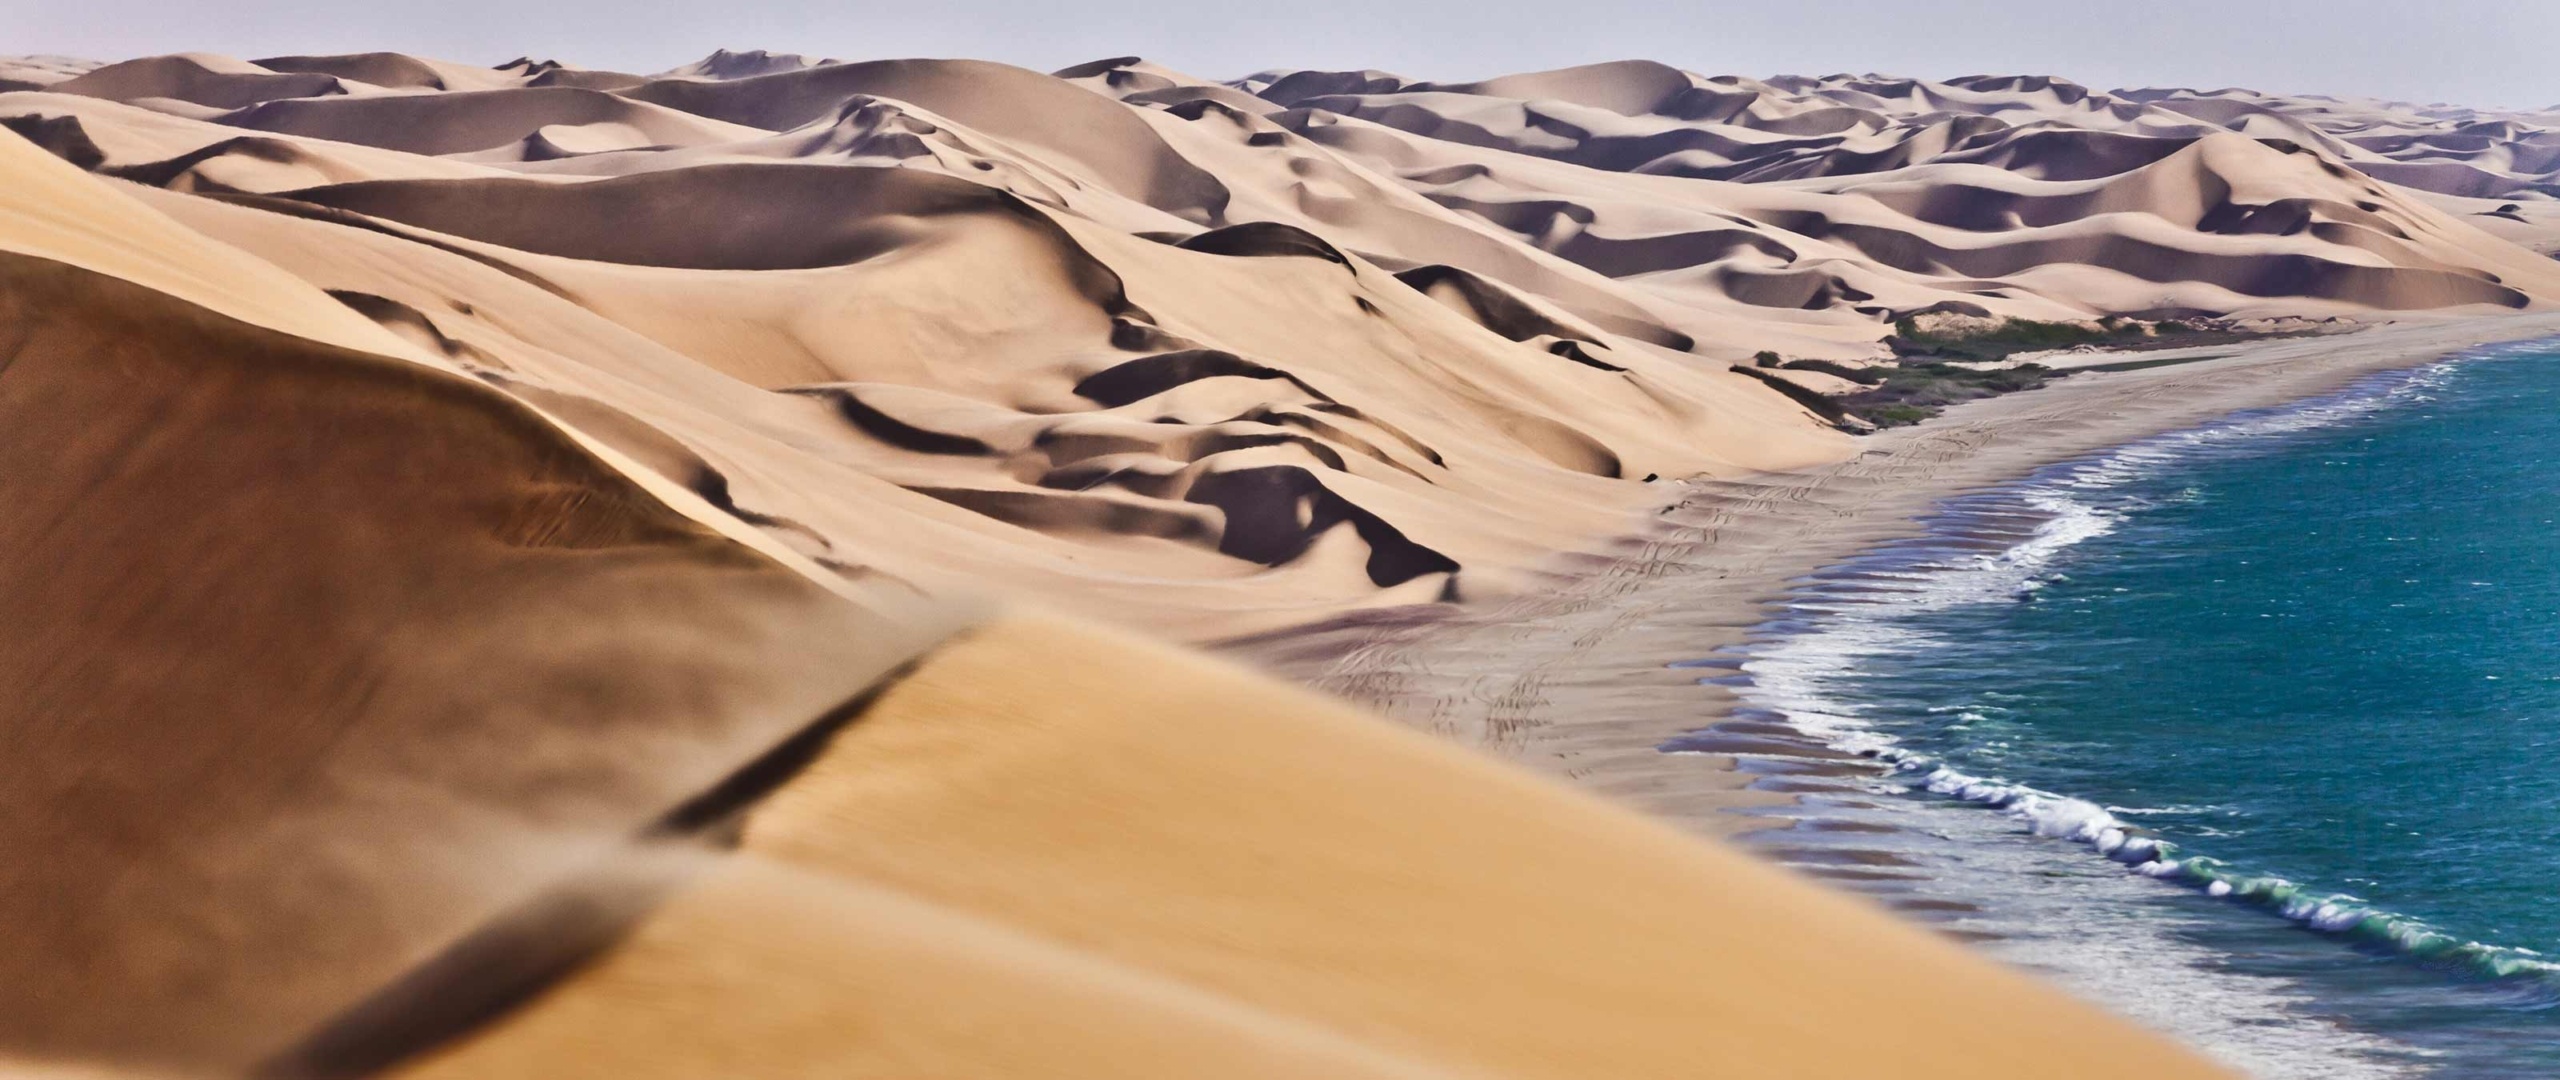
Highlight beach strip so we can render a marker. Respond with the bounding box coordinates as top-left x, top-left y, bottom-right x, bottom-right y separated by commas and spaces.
1233, 311, 2560, 836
